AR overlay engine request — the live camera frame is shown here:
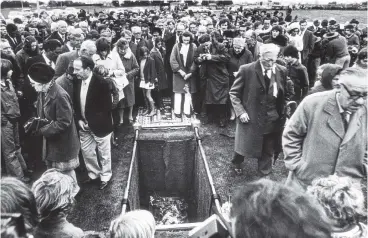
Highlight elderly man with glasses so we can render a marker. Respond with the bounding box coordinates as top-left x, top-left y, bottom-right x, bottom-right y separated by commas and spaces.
283, 67, 367, 191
